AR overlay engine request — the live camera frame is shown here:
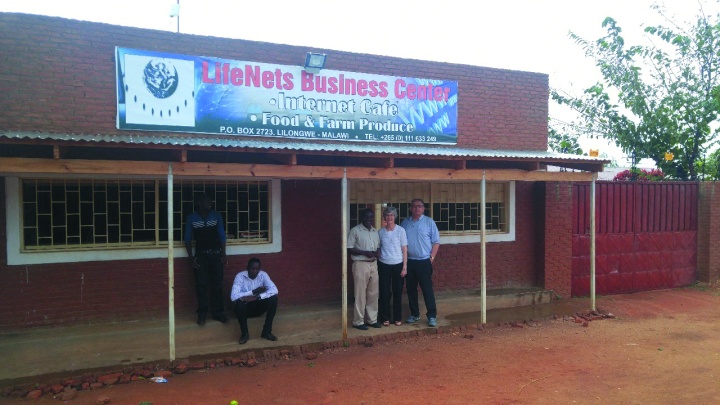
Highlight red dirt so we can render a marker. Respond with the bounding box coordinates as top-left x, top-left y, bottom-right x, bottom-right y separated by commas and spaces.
3, 286, 720, 404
